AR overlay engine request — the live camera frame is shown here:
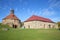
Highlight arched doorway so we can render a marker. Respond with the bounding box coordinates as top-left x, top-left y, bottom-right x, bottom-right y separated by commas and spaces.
13, 24, 17, 28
